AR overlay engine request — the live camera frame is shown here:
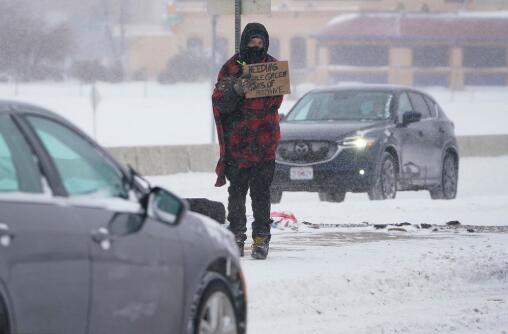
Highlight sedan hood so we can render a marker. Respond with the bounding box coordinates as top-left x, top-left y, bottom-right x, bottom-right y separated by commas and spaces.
187, 211, 239, 256
280, 120, 382, 142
